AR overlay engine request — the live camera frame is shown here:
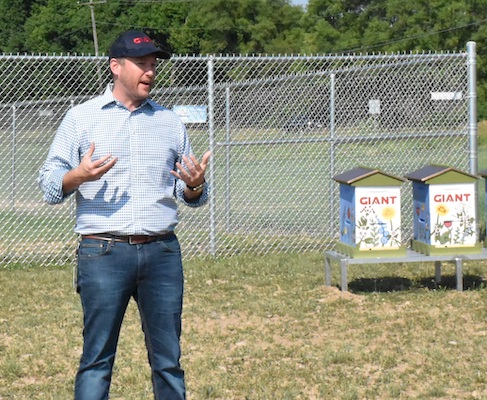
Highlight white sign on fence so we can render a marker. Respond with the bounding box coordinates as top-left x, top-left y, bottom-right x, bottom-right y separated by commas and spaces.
173, 105, 207, 124
368, 99, 381, 115
431, 91, 463, 100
